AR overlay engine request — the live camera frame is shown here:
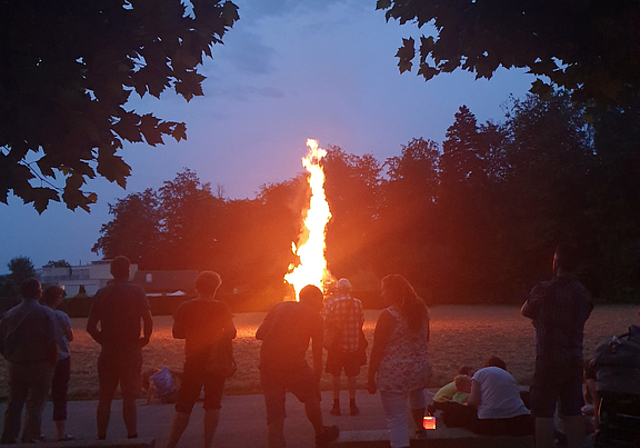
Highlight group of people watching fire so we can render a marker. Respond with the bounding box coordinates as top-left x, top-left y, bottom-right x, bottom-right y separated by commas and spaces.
0, 243, 597, 448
